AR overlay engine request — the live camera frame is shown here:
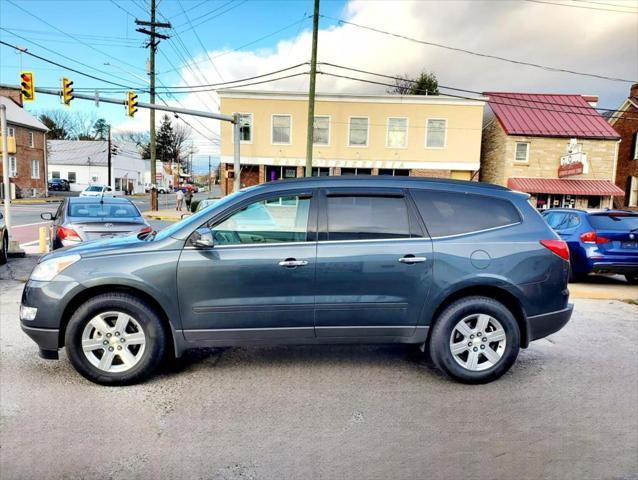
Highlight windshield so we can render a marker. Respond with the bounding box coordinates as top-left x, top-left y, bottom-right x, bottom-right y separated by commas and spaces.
154, 189, 249, 241
86, 186, 103, 192
68, 202, 141, 218
589, 214, 638, 231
